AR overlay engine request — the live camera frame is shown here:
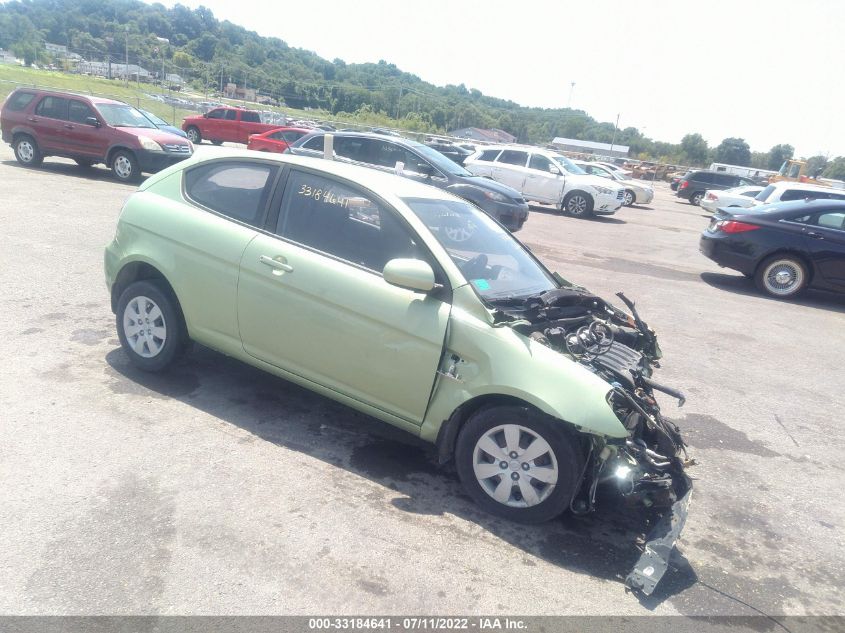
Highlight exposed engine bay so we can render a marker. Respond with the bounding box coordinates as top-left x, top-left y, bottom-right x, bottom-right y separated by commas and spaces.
489, 283, 693, 596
